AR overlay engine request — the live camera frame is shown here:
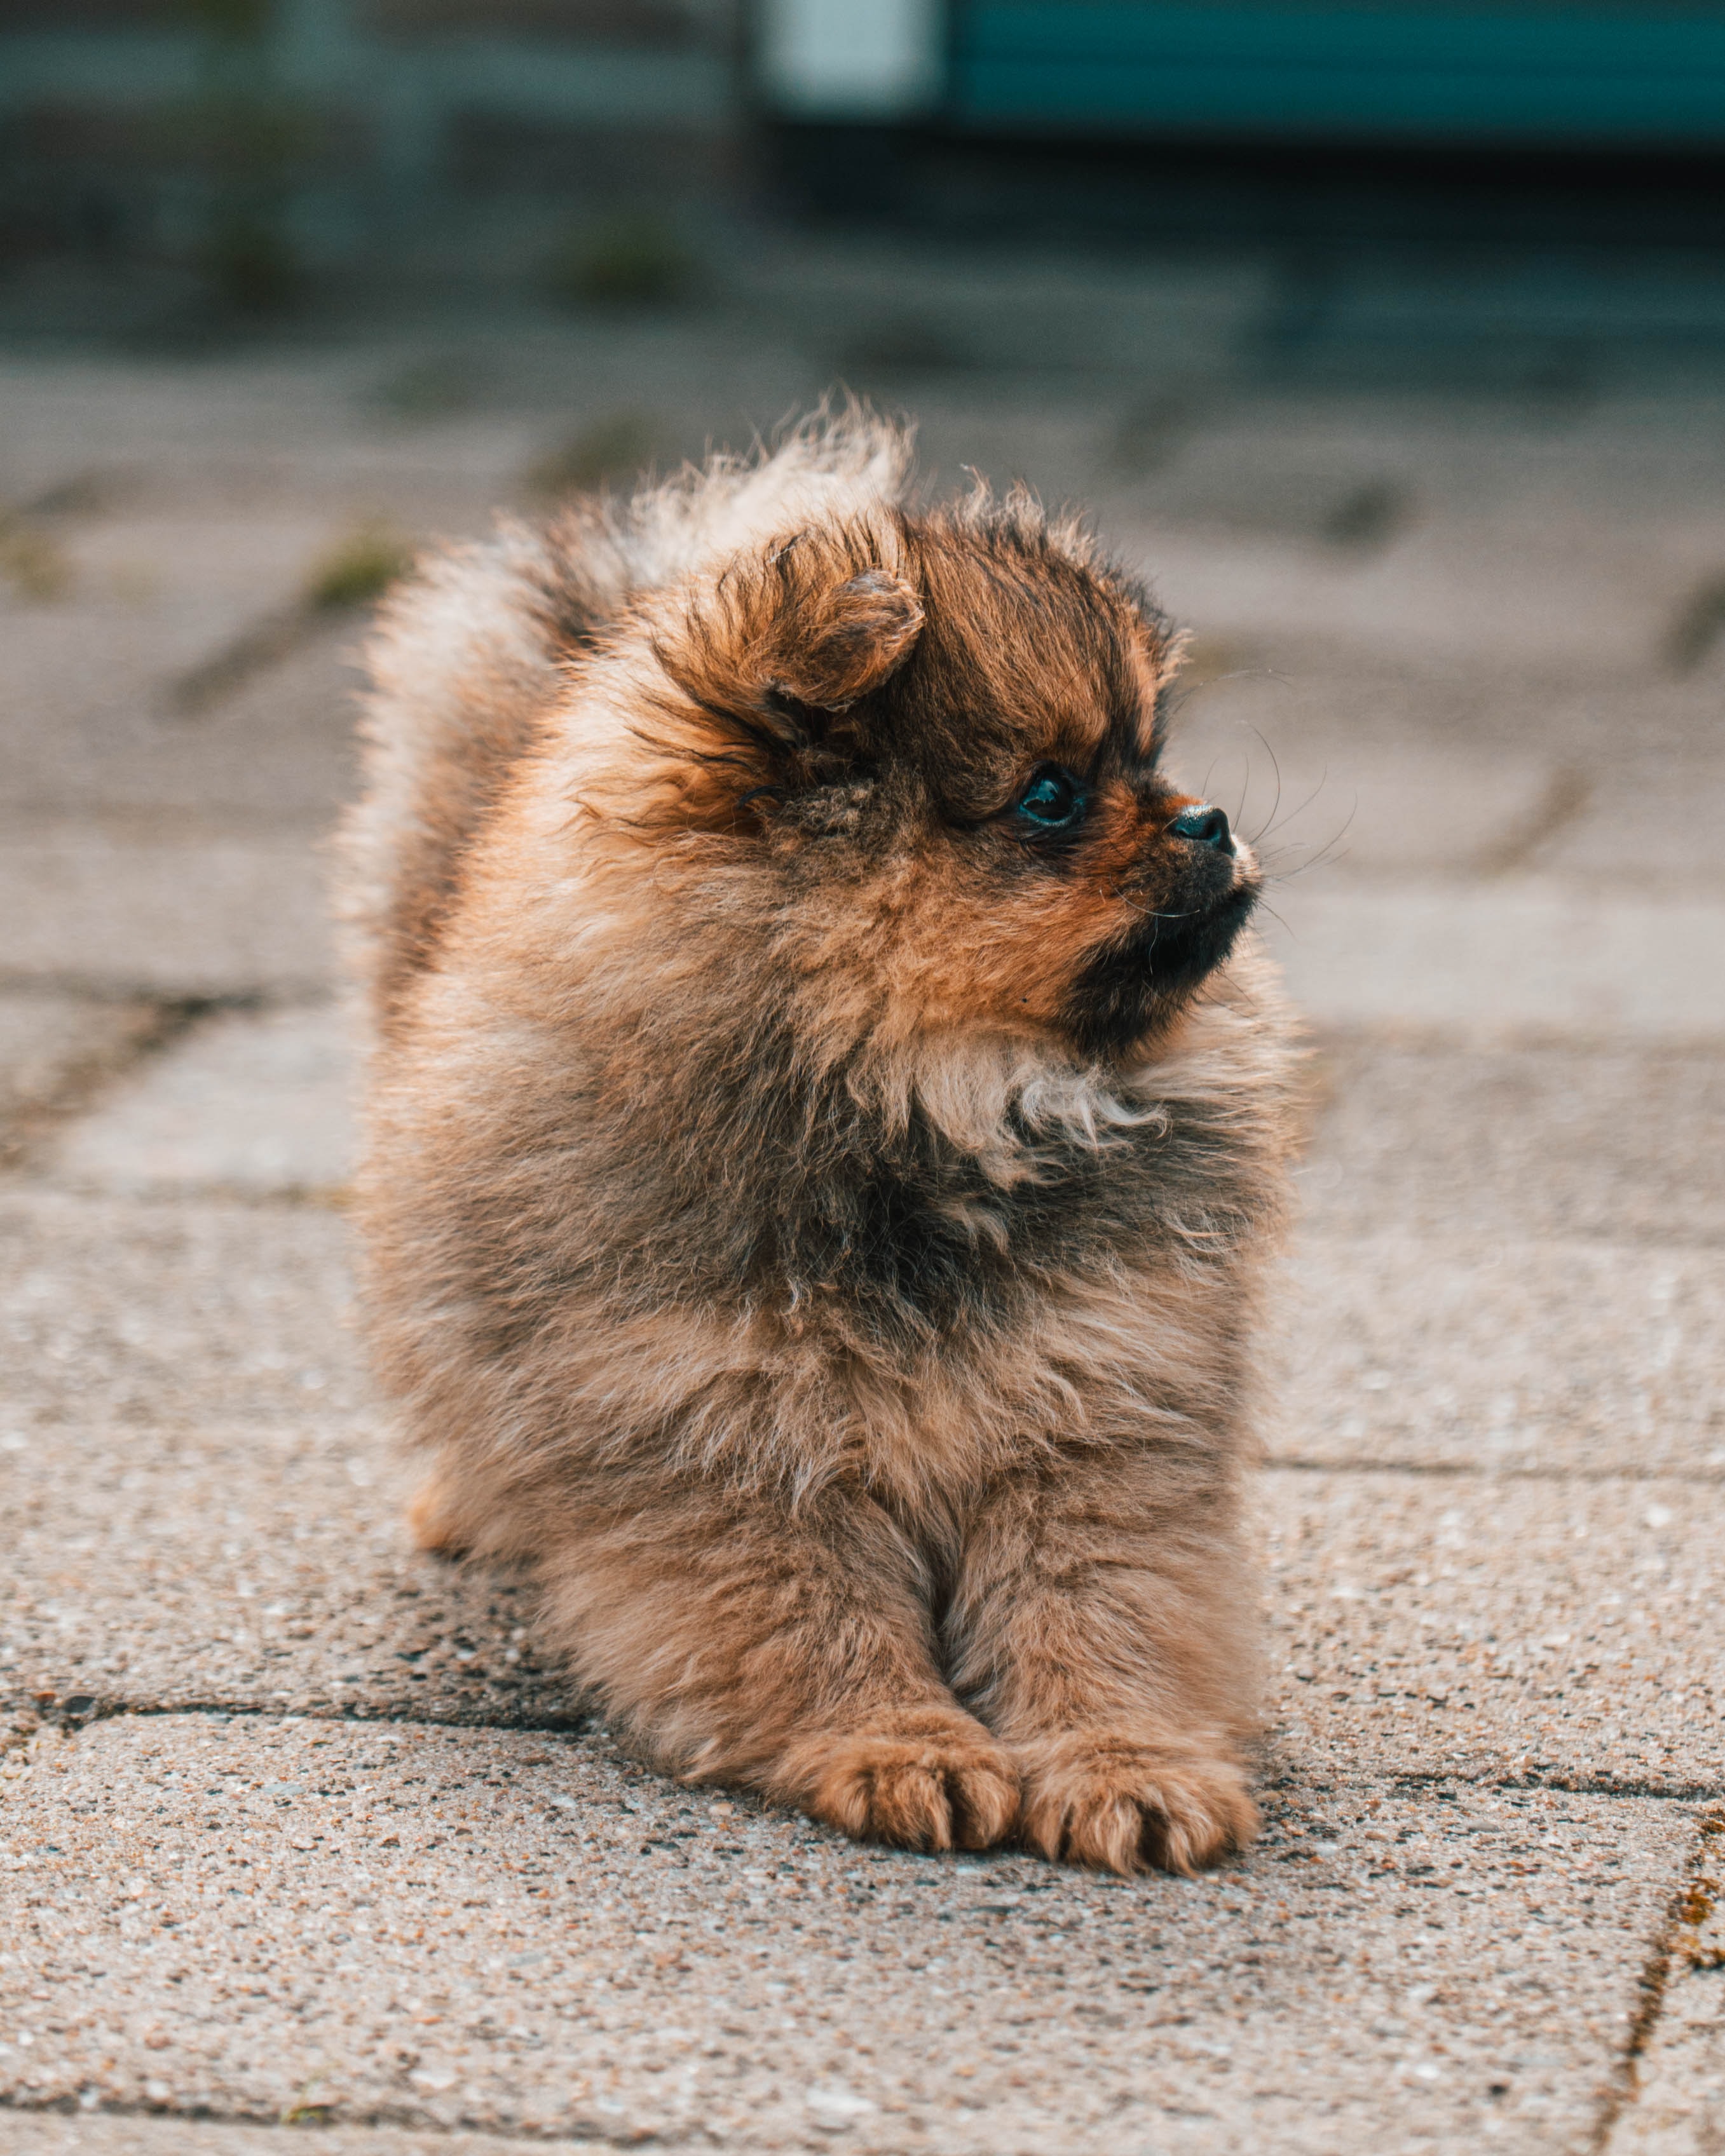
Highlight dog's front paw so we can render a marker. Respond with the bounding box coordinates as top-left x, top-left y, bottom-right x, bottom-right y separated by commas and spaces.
790, 1711, 1020, 1853
1017, 1730, 1257, 1876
